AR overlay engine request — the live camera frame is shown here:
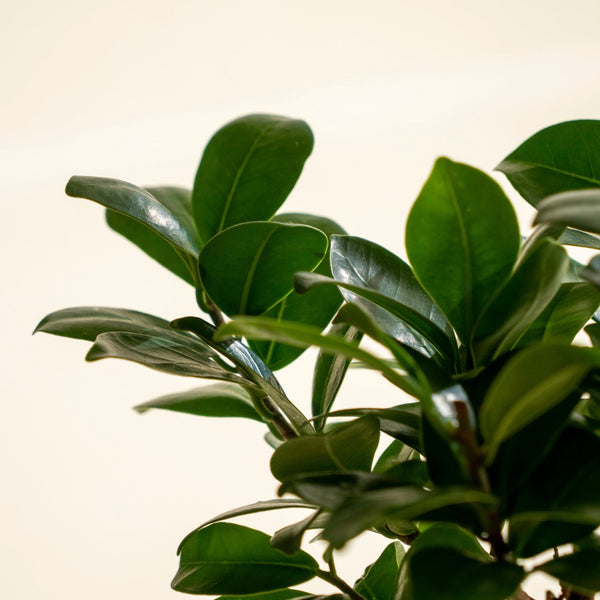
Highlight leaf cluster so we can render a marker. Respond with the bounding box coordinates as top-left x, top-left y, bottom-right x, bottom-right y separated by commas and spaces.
36, 116, 600, 599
